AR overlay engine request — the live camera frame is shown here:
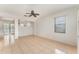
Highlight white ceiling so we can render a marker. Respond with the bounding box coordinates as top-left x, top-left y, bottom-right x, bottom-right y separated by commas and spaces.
0, 4, 78, 21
